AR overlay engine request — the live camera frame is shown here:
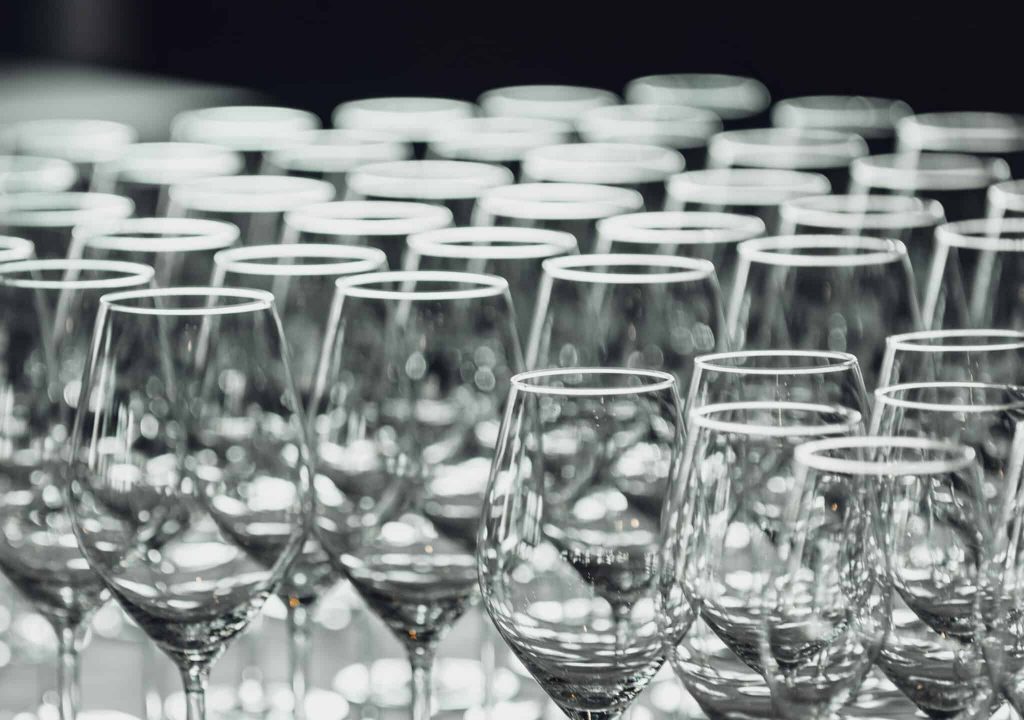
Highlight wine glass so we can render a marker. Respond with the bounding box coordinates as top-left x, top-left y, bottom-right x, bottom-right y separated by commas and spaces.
0, 191, 134, 258
427, 117, 572, 177
171, 106, 321, 173
521, 142, 685, 209
479, 367, 686, 720
0, 155, 77, 194
345, 159, 513, 226
879, 329, 1024, 387
923, 218, 1024, 330
662, 400, 863, 720
0, 234, 36, 262
166, 175, 335, 246
310, 270, 522, 720
594, 210, 764, 295
728, 235, 922, 389
989, 180, 1024, 222
282, 200, 452, 271
473, 182, 643, 253
478, 85, 618, 122
577, 104, 723, 170
67, 287, 312, 720
69, 217, 240, 287
665, 168, 831, 233
404, 225, 577, 343
771, 95, 913, 154
332, 97, 476, 157
624, 73, 771, 129
90, 143, 244, 216
897, 112, 1024, 178
0, 258, 155, 720
1, 119, 137, 189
